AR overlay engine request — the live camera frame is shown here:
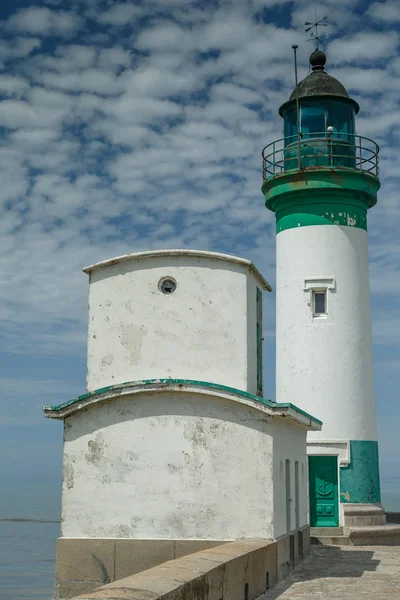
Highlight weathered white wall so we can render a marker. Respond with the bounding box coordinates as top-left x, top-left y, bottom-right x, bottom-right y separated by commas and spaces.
276, 225, 377, 443
86, 254, 263, 394
272, 418, 308, 538
61, 390, 275, 540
